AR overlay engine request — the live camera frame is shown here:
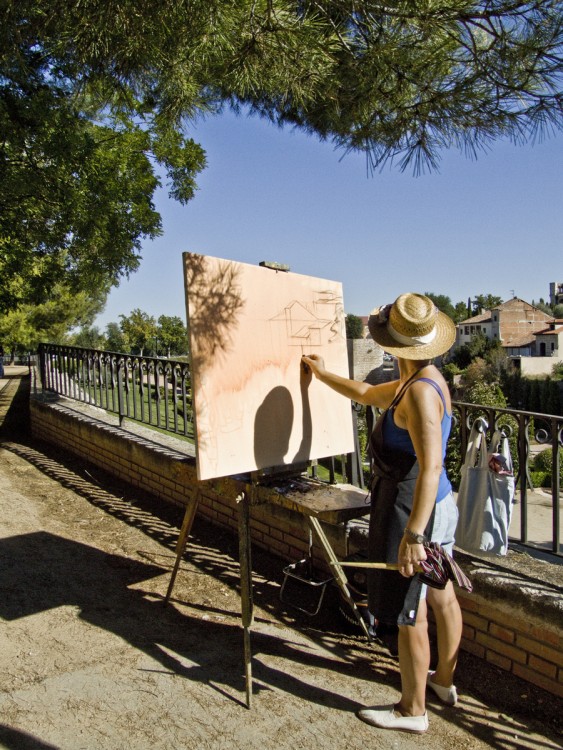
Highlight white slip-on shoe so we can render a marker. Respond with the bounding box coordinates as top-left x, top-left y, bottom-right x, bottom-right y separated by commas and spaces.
357, 705, 429, 734
427, 671, 458, 706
